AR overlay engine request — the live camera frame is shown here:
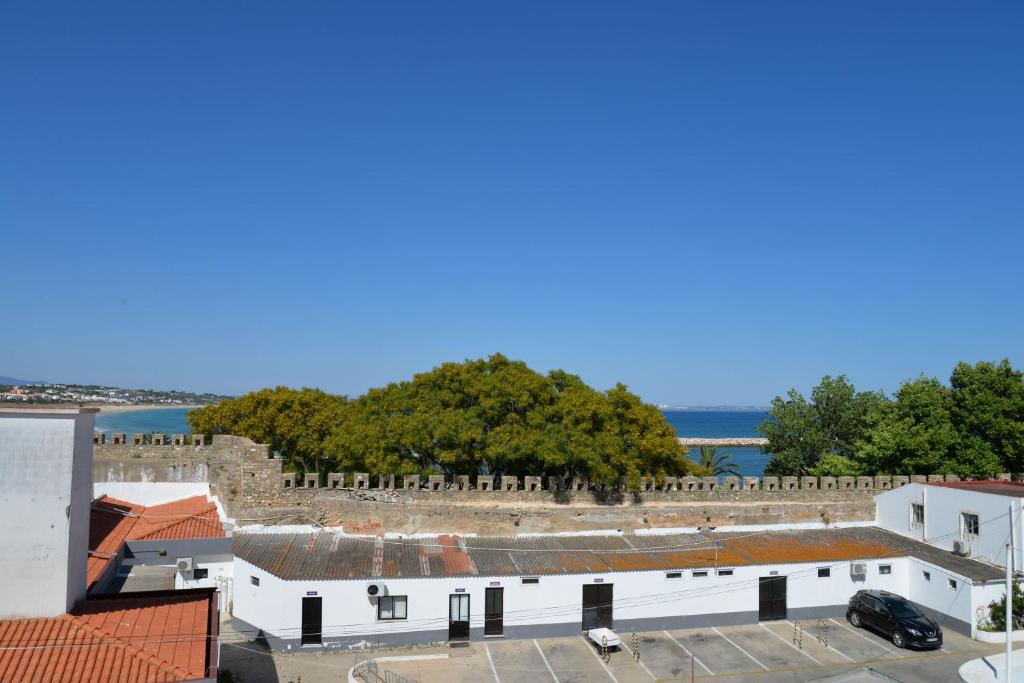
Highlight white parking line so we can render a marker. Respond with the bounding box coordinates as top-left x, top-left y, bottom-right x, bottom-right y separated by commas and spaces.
804, 623, 856, 663
484, 643, 501, 683
663, 631, 714, 676
759, 623, 823, 665
829, 618, 894, 653
584, 638, 622, 683
712, 627, 769, 671
532, 639, 560, 683
619, 640, 656, 680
